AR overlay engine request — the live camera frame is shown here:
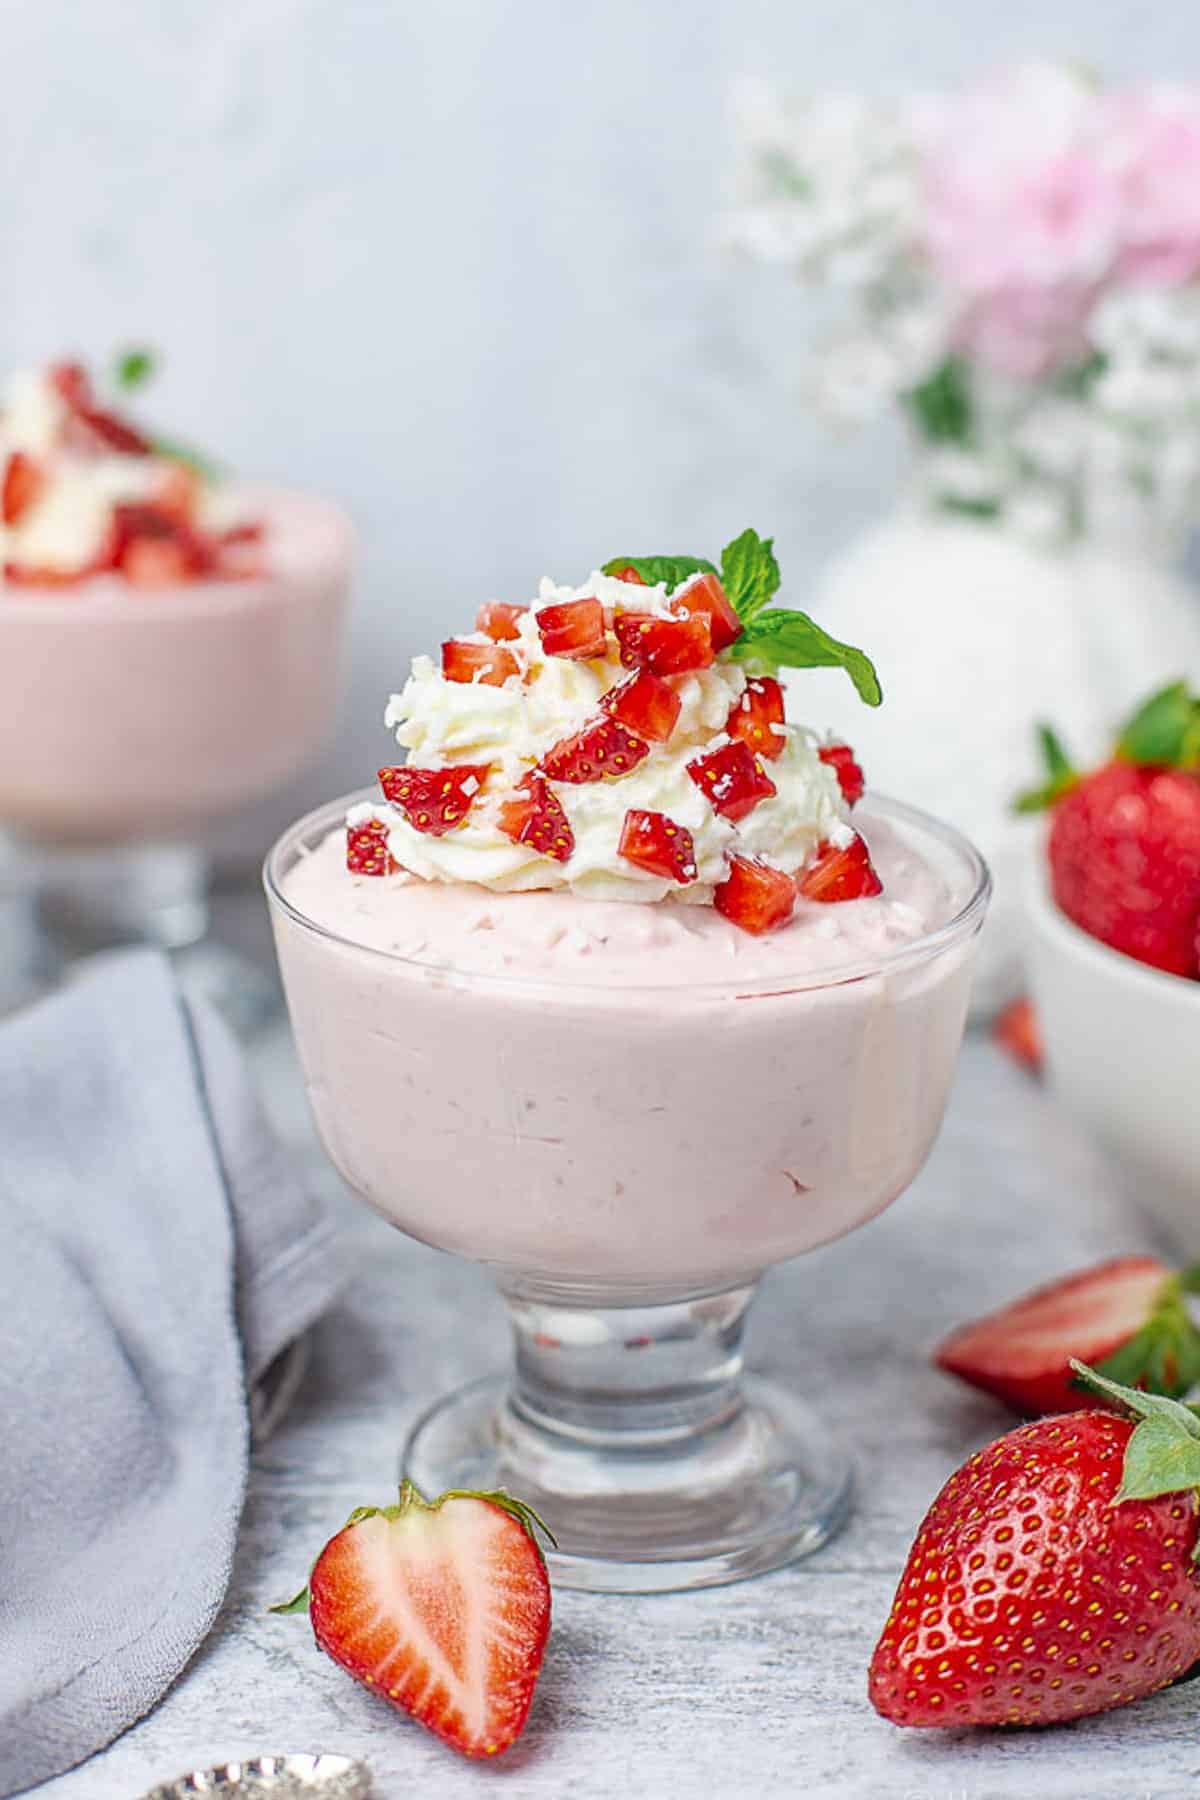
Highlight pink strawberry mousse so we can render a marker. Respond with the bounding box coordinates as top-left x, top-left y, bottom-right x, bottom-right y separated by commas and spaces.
269, 535, 988, 1295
